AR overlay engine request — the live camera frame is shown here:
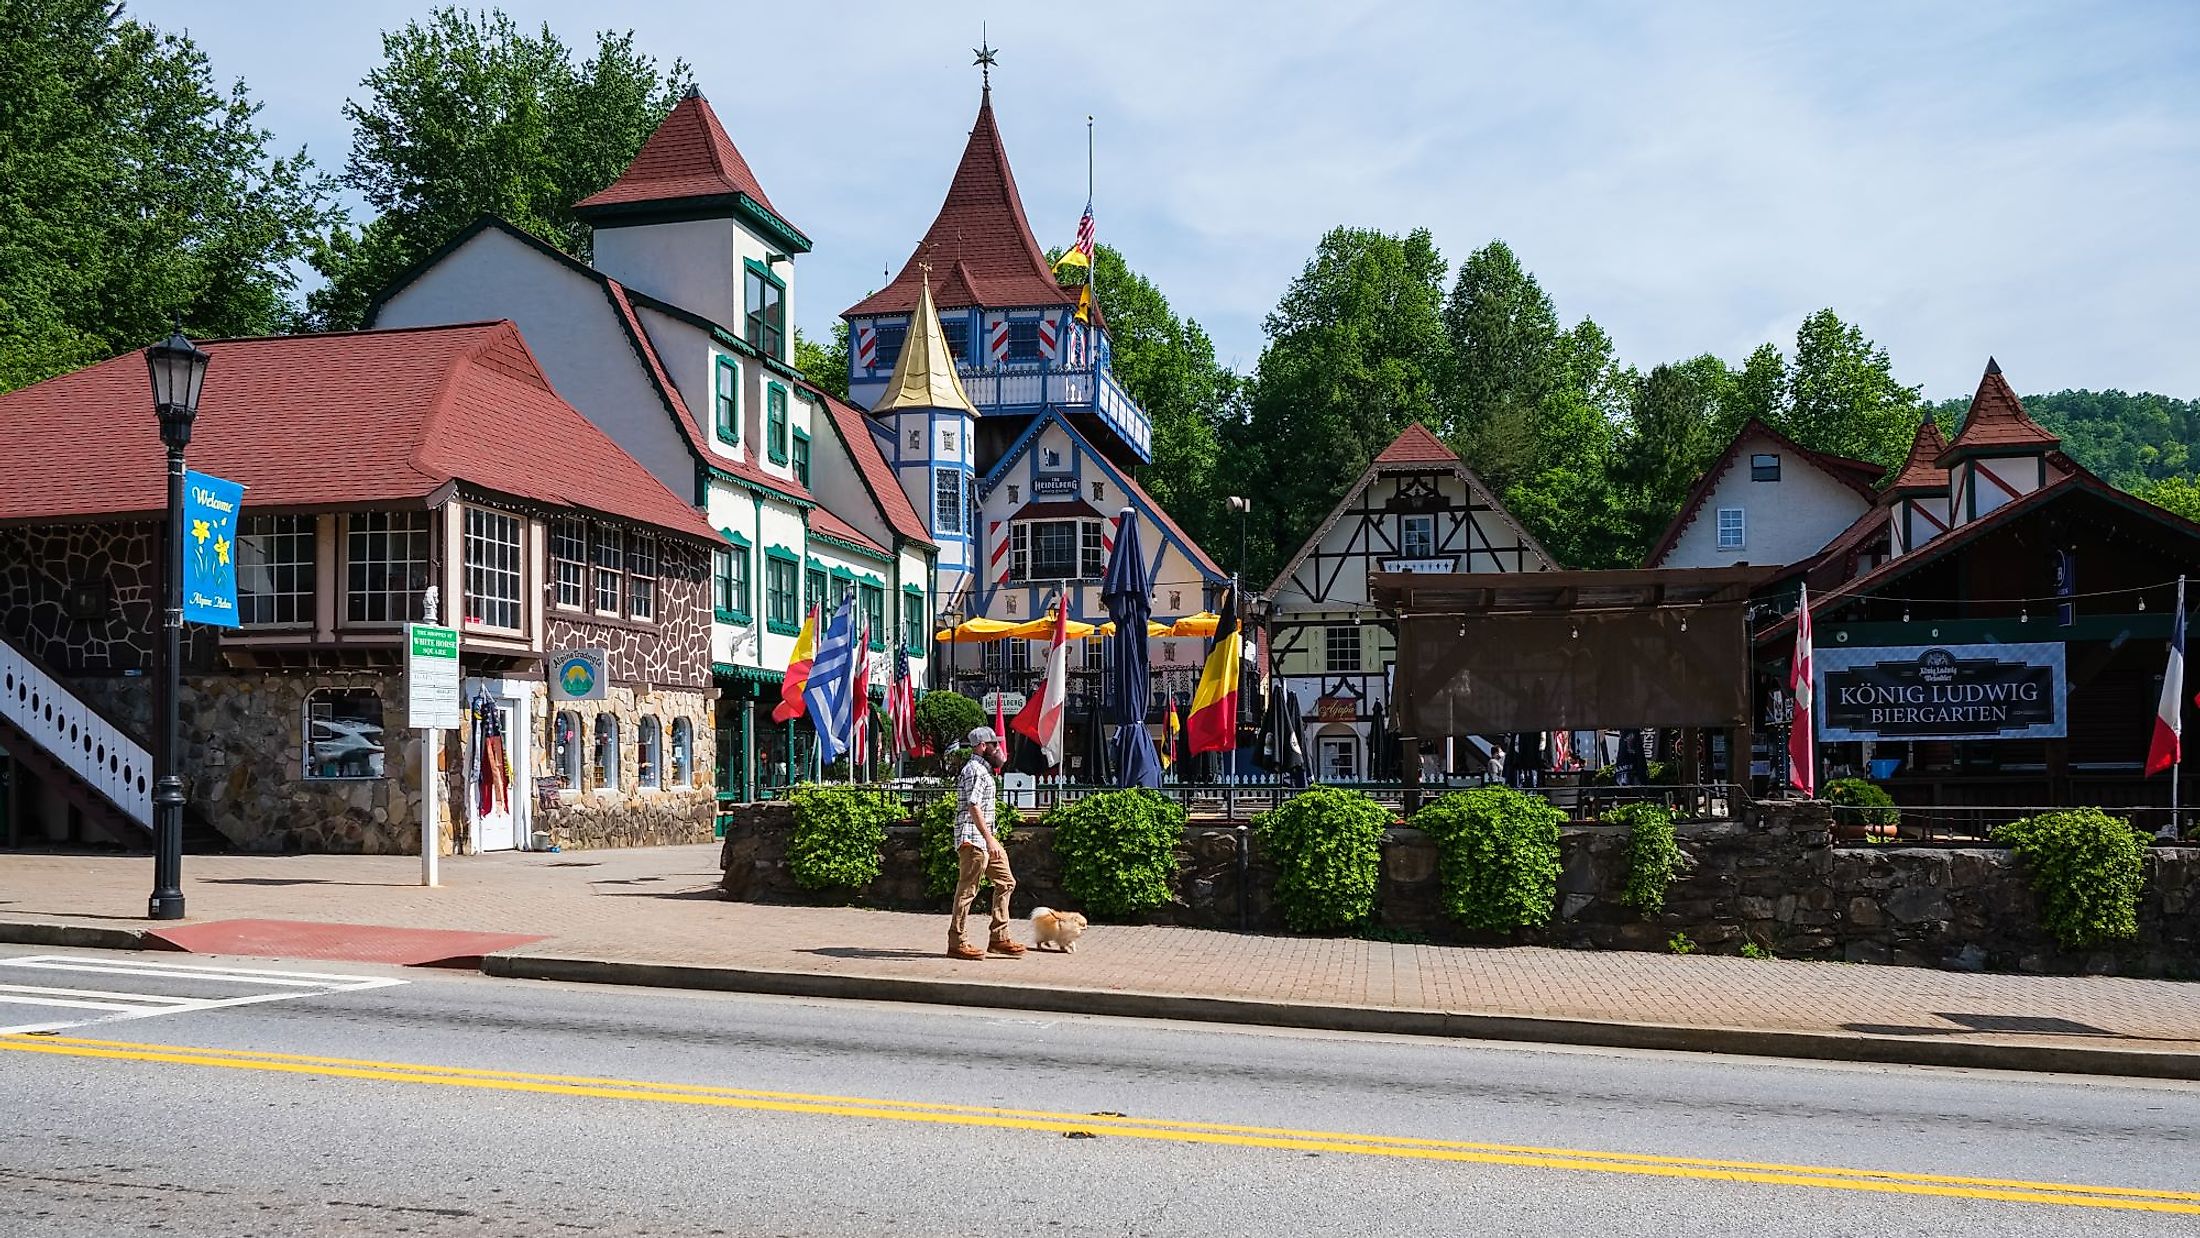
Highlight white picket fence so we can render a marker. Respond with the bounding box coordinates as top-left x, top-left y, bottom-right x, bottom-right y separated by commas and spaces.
0, 636, 152, 829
